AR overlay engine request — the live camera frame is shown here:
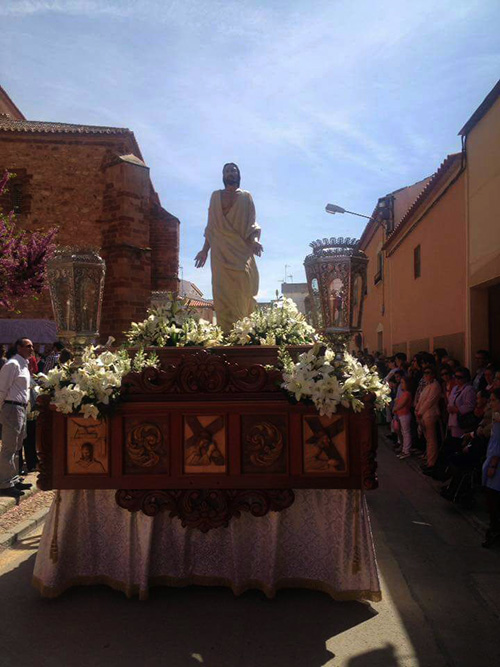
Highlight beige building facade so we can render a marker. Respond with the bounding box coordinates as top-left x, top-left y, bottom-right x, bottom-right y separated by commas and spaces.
359, 79, 500, 366
358, 177, 431, 355
460, 82, 500, 365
